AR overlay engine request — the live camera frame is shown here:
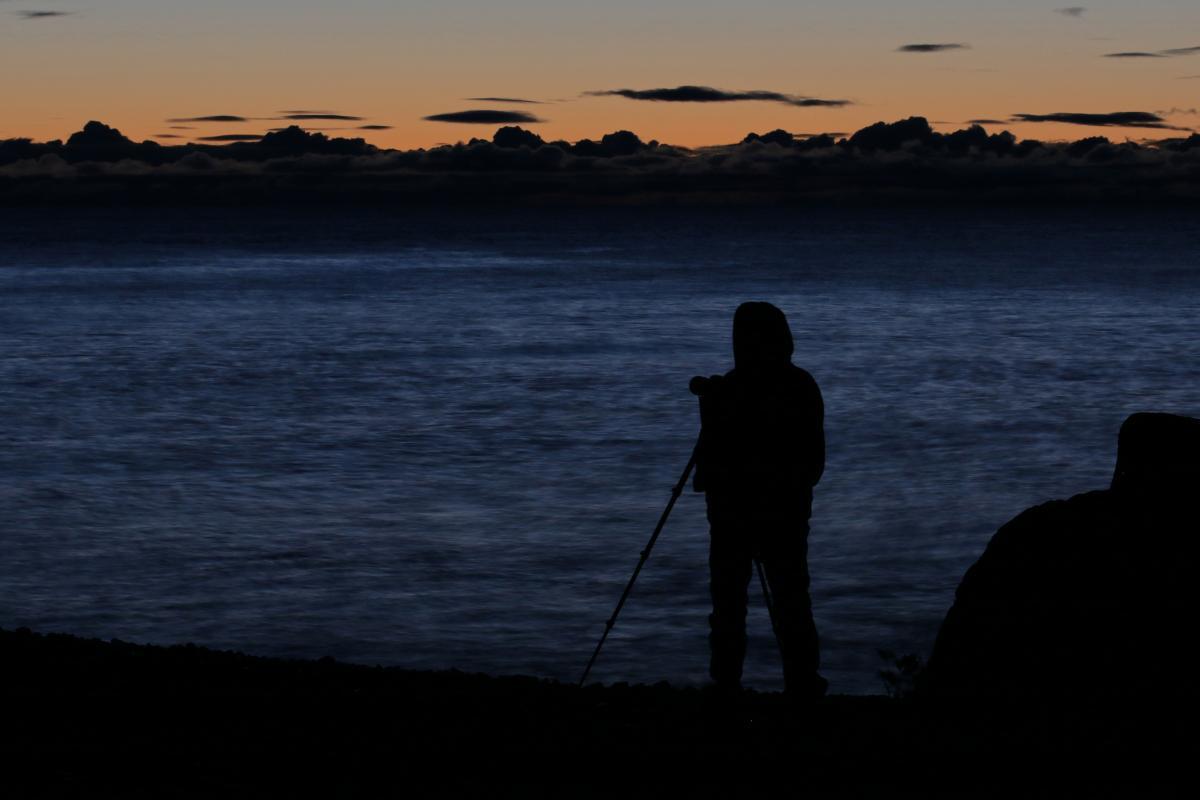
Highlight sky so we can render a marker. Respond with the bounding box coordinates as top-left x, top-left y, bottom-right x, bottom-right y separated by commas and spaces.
2, 0, 1199, 148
